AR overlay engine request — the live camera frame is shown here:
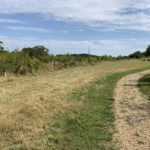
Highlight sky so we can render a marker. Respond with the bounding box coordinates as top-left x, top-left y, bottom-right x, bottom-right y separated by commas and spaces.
0, 0, 150, 56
